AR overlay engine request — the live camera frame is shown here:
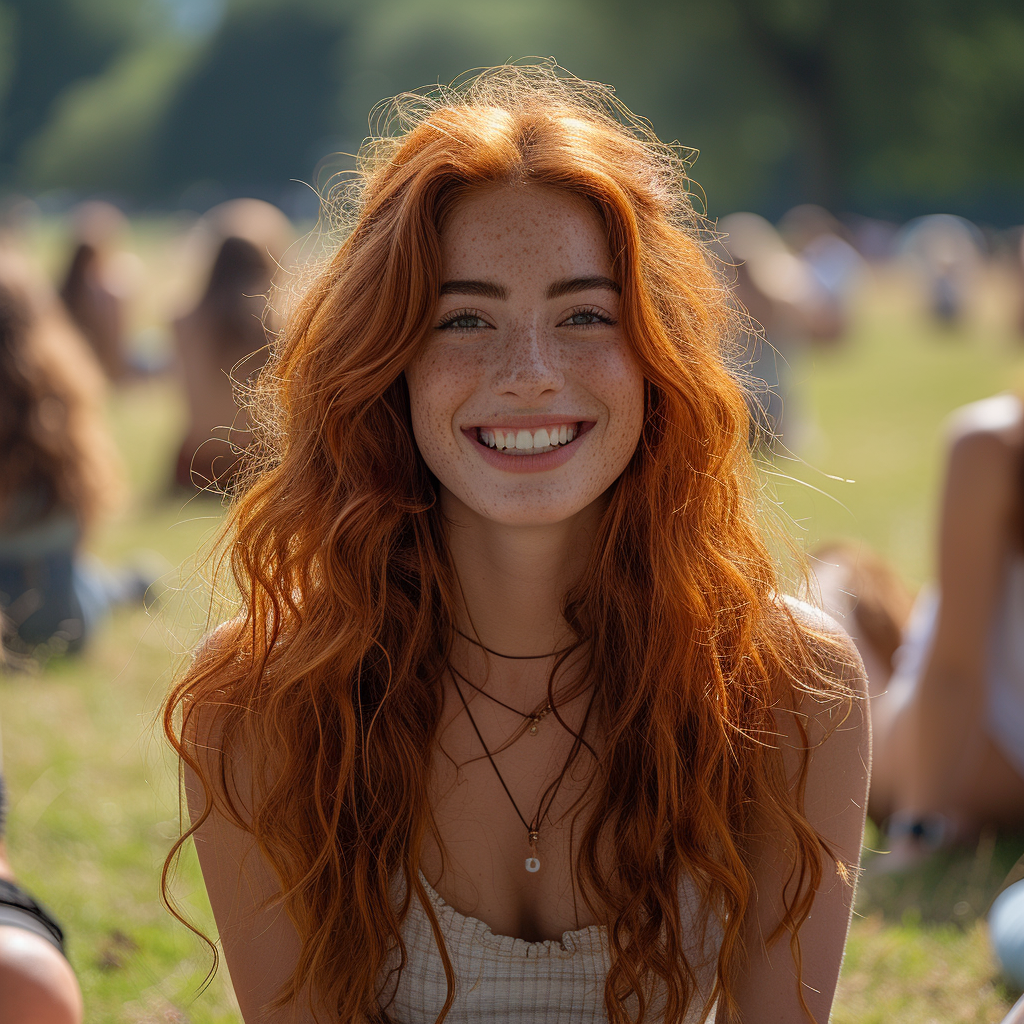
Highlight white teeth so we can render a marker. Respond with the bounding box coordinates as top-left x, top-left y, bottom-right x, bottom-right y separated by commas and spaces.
477, 424, 580, 451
